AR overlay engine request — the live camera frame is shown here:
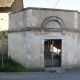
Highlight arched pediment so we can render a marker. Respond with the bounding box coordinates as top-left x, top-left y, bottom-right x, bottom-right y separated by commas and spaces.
41, 16, 65, 28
